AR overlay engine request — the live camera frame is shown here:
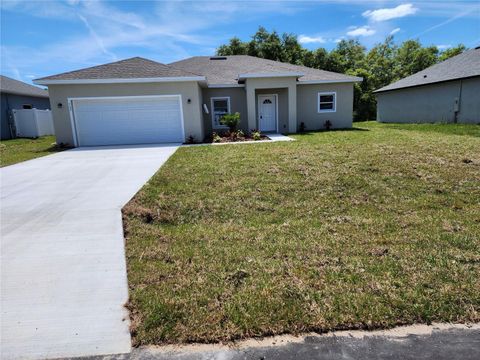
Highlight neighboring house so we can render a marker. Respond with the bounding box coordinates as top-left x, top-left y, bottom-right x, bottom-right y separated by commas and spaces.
34, 56, 361, 147
374, 47, 480, 124
1, 75, 50, 140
